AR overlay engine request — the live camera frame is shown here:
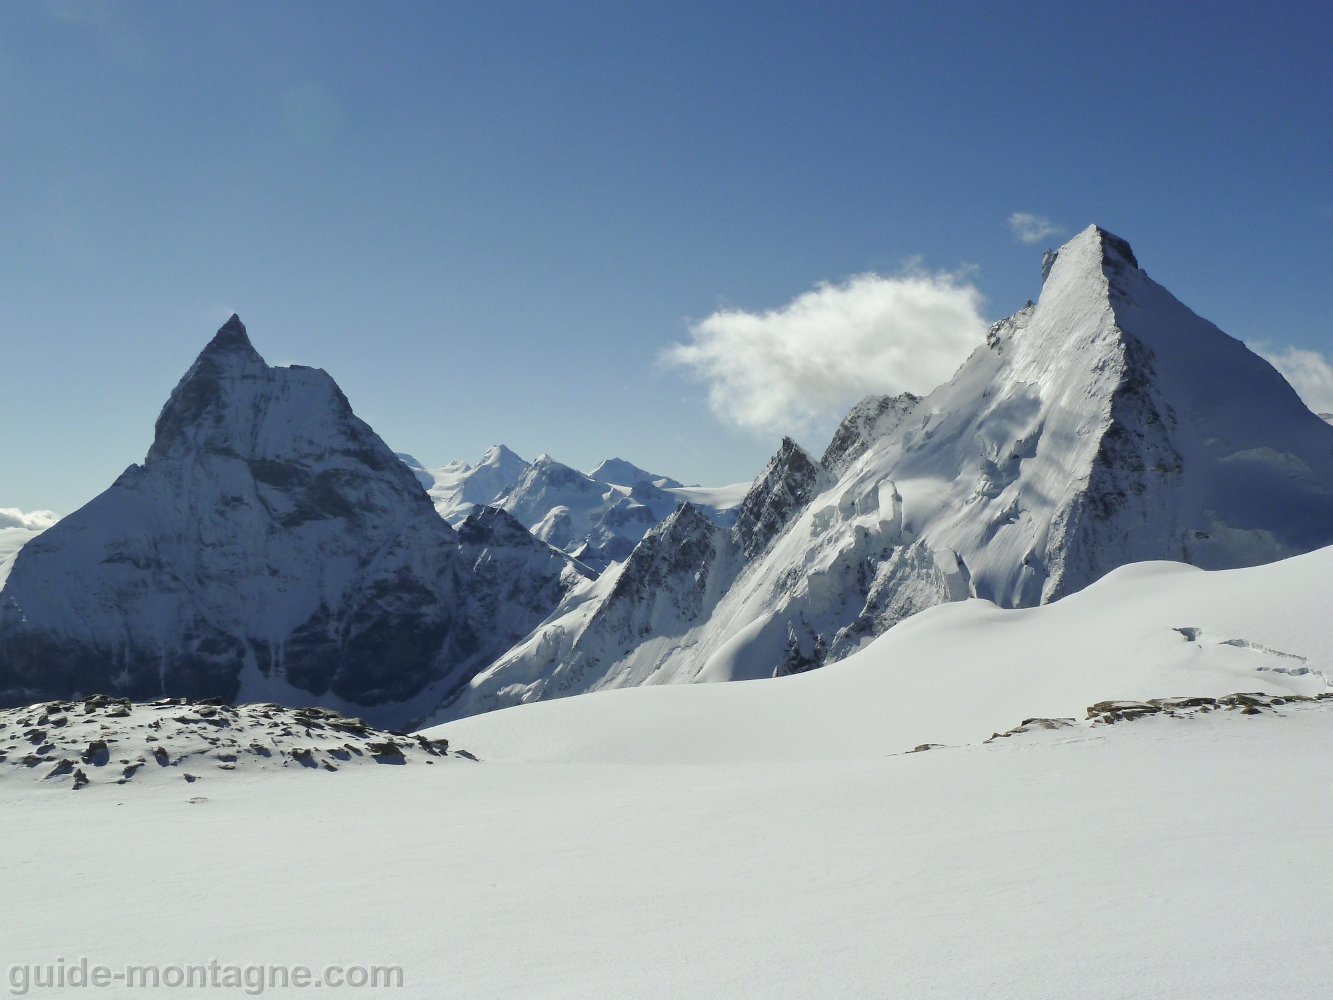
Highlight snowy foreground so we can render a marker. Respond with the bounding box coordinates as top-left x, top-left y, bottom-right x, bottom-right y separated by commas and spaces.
6, 548, 1333, 998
